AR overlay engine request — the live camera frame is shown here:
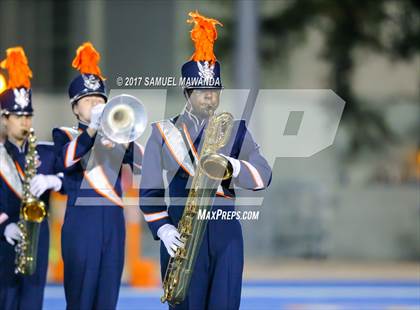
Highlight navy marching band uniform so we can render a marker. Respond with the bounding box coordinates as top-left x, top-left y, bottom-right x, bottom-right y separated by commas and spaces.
53, 42, 143, 310
140, 12, 272, 309
0, 47, 62, 310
